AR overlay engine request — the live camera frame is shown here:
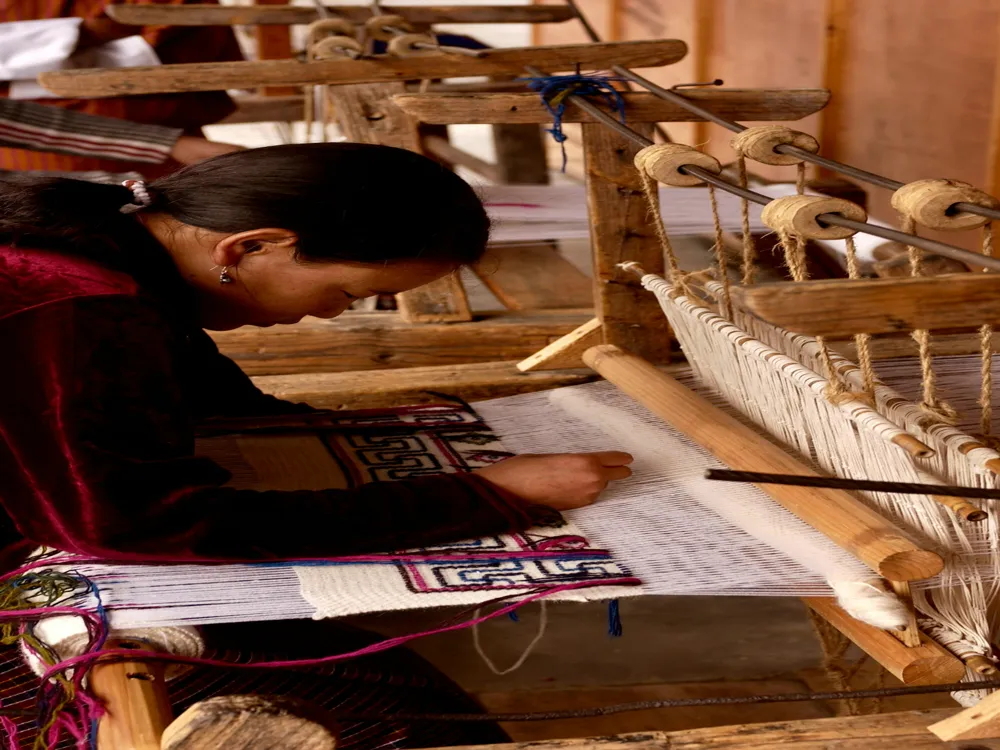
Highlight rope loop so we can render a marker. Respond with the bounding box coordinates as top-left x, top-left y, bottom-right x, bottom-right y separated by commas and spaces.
387, 32, 437, 57
633, 143, 721, 188
730, 125, 819, 166
311, 35, 363, 60
306, 18, 356, 46
761, 194, 867, 240
891, 178, 999, 231
364, 14, 411, 41
526, 74, 627, 172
